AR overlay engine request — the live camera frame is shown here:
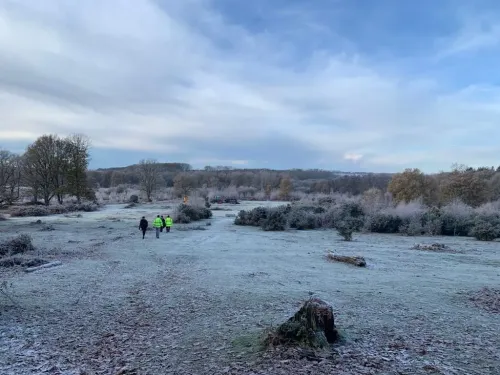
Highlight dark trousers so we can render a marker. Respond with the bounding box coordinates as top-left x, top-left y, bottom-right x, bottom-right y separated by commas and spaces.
166, 226, 171, 233
141, 229, 147, 239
